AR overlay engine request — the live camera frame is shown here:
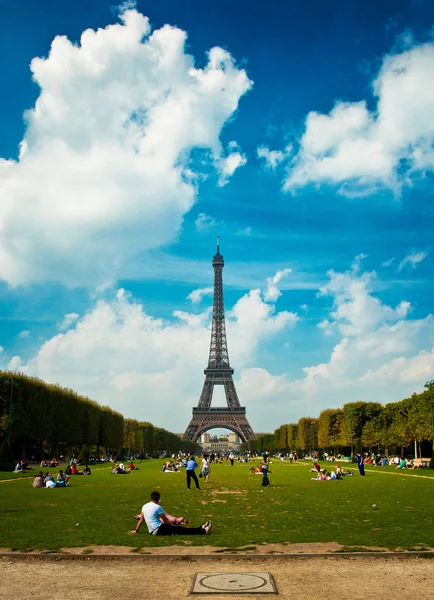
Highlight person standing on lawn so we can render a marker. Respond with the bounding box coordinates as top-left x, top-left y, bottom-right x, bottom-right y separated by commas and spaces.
261, 453, 271, 487
186, 455, 200, 490
201, 454, 210, 483
229, 452, 234, 466
356, 453, 365, 476
131, 491, 211, 535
